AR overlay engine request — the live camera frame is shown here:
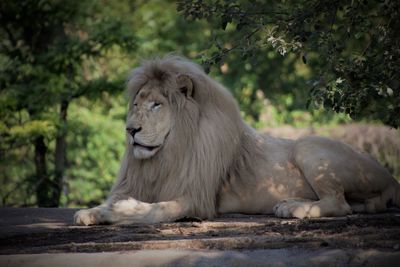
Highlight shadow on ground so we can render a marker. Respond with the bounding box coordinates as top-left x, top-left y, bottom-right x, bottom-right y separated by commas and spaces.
0, 208, 400, 266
